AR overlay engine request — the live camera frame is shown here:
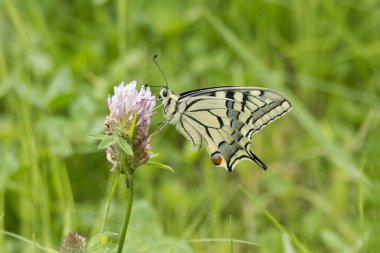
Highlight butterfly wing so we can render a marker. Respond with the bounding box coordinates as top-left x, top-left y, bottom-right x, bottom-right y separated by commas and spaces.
175, 86, 292, 171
